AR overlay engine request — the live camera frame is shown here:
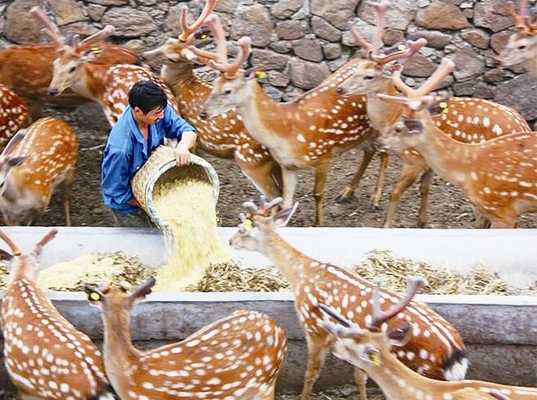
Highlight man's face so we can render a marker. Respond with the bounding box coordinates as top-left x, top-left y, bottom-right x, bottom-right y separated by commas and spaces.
134, 106, 165, 125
